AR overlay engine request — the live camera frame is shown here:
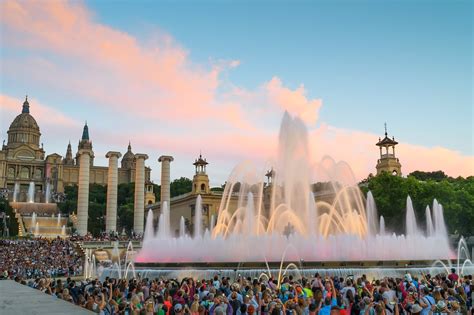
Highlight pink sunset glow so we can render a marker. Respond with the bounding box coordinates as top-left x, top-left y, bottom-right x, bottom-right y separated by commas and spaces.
0, 0, 472, 184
